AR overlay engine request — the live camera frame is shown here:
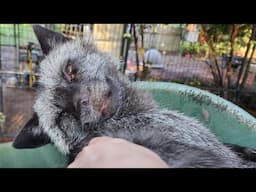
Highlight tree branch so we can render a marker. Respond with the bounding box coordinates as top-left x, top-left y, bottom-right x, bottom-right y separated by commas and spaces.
240, 42, 256, 90
226, 24, 239, 89
236, 25, 254, 89
201, 24, 223, 87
